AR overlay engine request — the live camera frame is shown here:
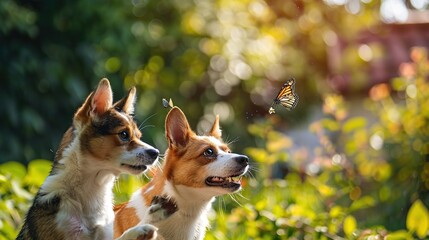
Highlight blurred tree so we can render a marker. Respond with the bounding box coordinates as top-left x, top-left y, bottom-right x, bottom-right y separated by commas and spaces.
0, 0, 154, 163
0, 0, 384, 163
